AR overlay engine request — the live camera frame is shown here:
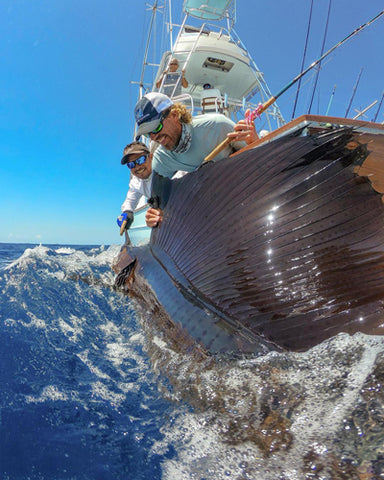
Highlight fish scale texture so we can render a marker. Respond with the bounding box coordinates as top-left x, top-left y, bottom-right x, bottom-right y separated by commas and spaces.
151, 128, 384, 351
